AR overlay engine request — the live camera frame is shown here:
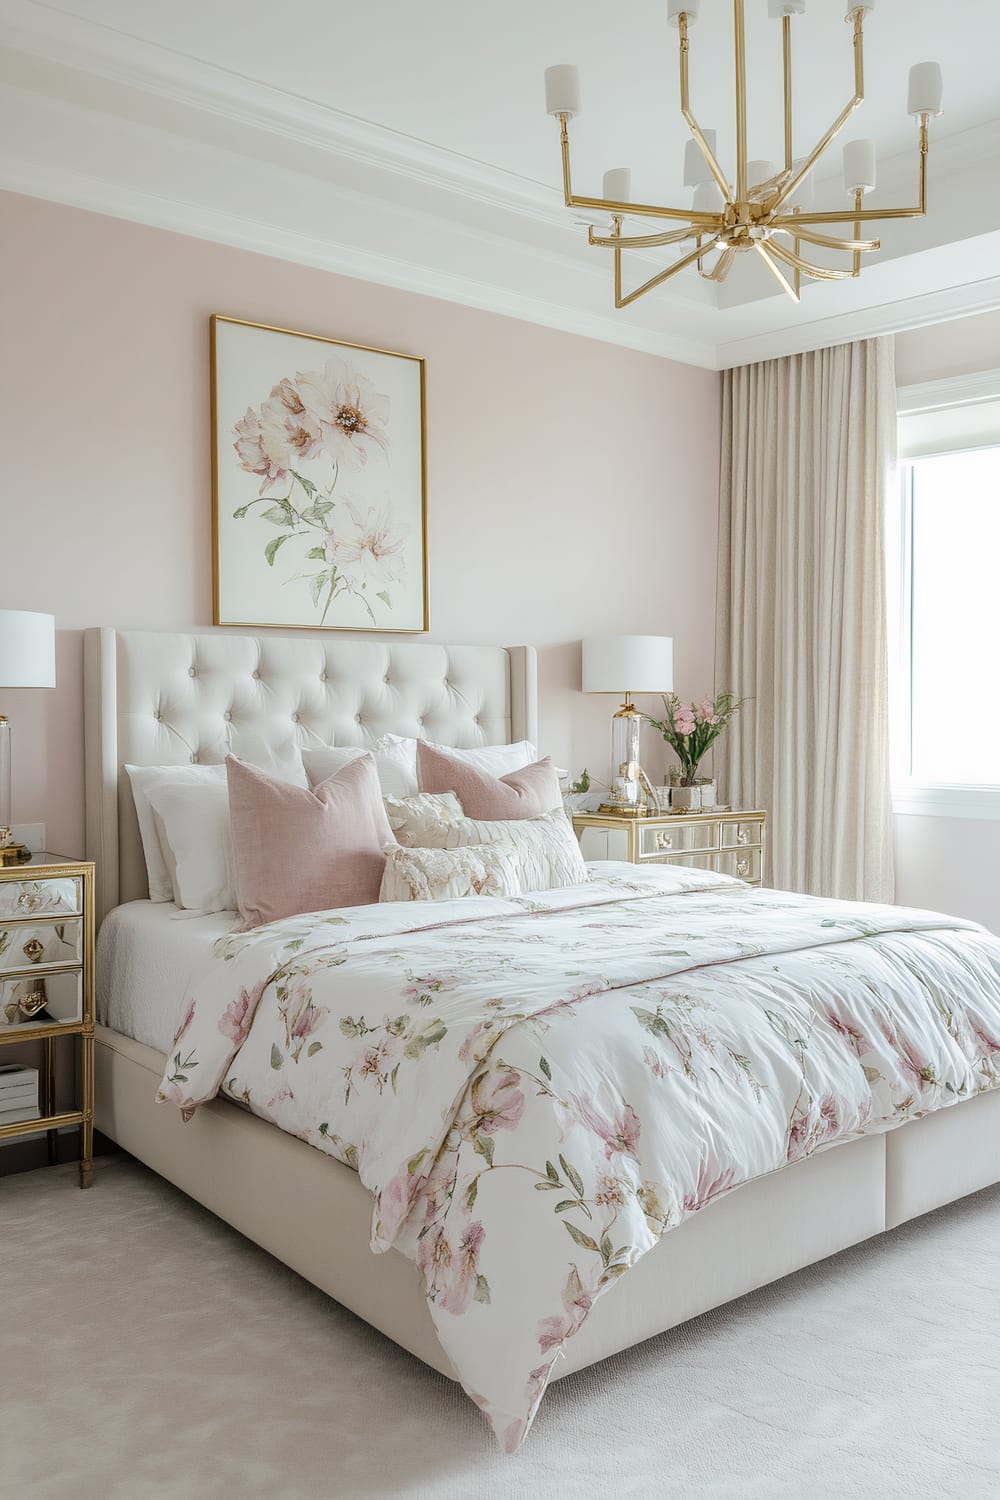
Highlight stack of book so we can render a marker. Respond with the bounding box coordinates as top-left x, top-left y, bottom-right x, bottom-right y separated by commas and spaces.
0, 1063, 40, 1128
